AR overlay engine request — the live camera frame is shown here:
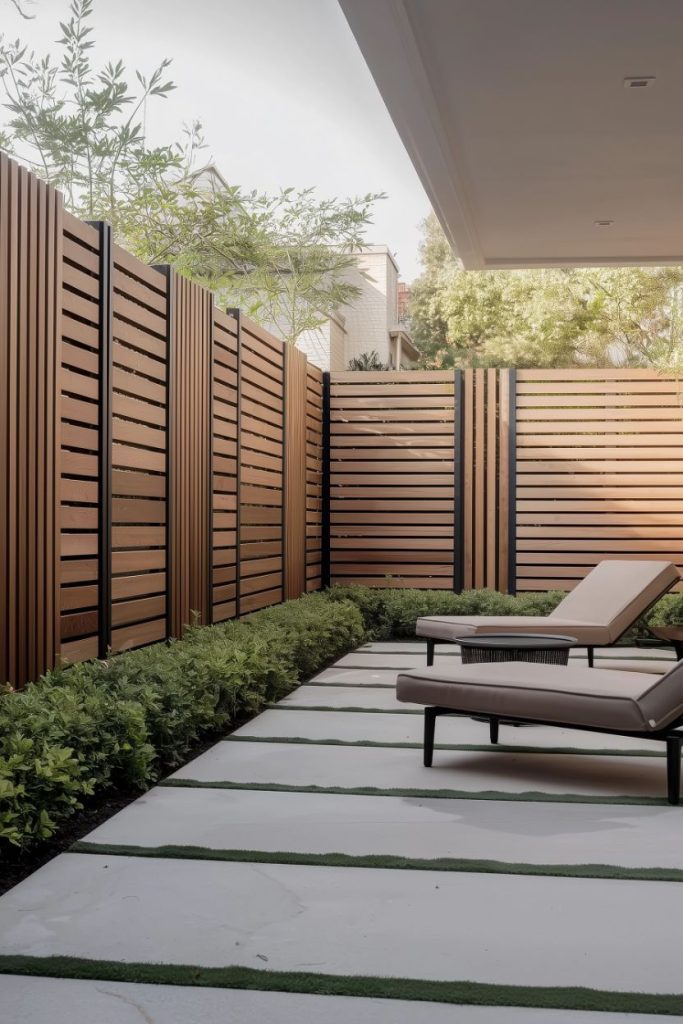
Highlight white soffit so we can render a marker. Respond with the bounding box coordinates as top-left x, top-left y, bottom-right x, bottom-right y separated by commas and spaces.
339, 0, 683, 269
